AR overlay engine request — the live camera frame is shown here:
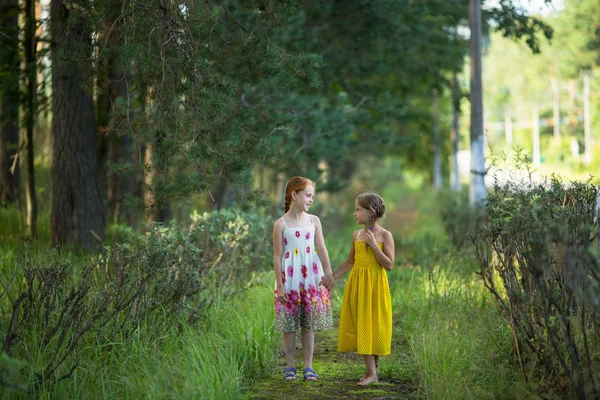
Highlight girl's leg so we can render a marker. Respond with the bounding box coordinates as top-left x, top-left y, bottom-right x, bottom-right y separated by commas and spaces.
360, 355, 379, 382
283, 331, 296, 368
301, 330, 315, 369
358, 355, 378, 385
